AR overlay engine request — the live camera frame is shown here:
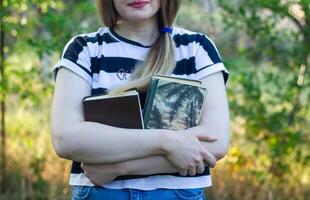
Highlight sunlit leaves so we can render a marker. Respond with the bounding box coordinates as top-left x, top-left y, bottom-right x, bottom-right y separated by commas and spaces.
1, 0, 98, 106
218, 0, 310, 183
